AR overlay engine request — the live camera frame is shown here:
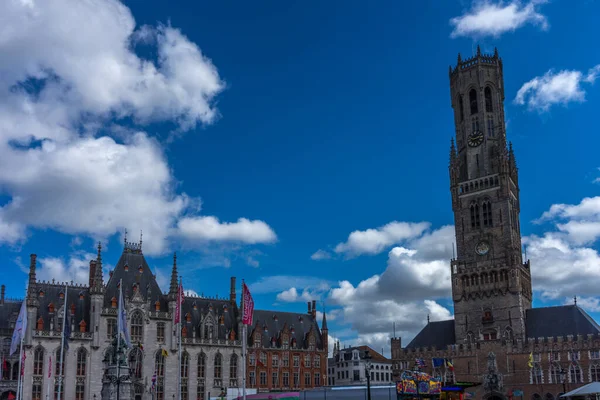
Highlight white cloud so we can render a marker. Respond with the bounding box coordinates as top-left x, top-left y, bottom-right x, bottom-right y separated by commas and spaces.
184, 289, 199, 297
176, 217, 277, 245
311, 249, 332, 261
0, 0, 276, 255
276, 286, 326, 303
35, 251, 106, 285
514, 65, 600, 111
567, 296, 600, 313
333, 221, 430, 257
450, 0, 549, 38
326, 225, 455, 344
249, 275, 331, 295
536, 196, 600, 244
